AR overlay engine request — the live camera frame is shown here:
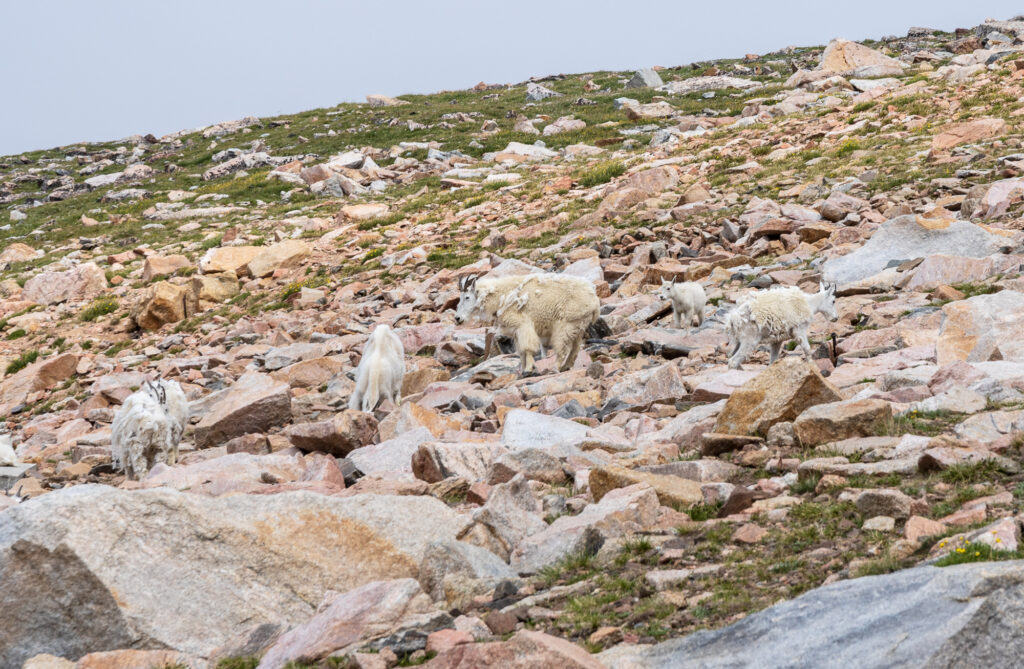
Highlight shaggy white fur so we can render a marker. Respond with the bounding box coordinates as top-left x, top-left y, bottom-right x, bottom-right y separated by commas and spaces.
144, 379, 189, 444
349, 323, 405, 412
659, 279, 707, 330
727, 283, 838, 369
455, 272, 600, 375
111, 383, 181, 481
0, 434, 17, 467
